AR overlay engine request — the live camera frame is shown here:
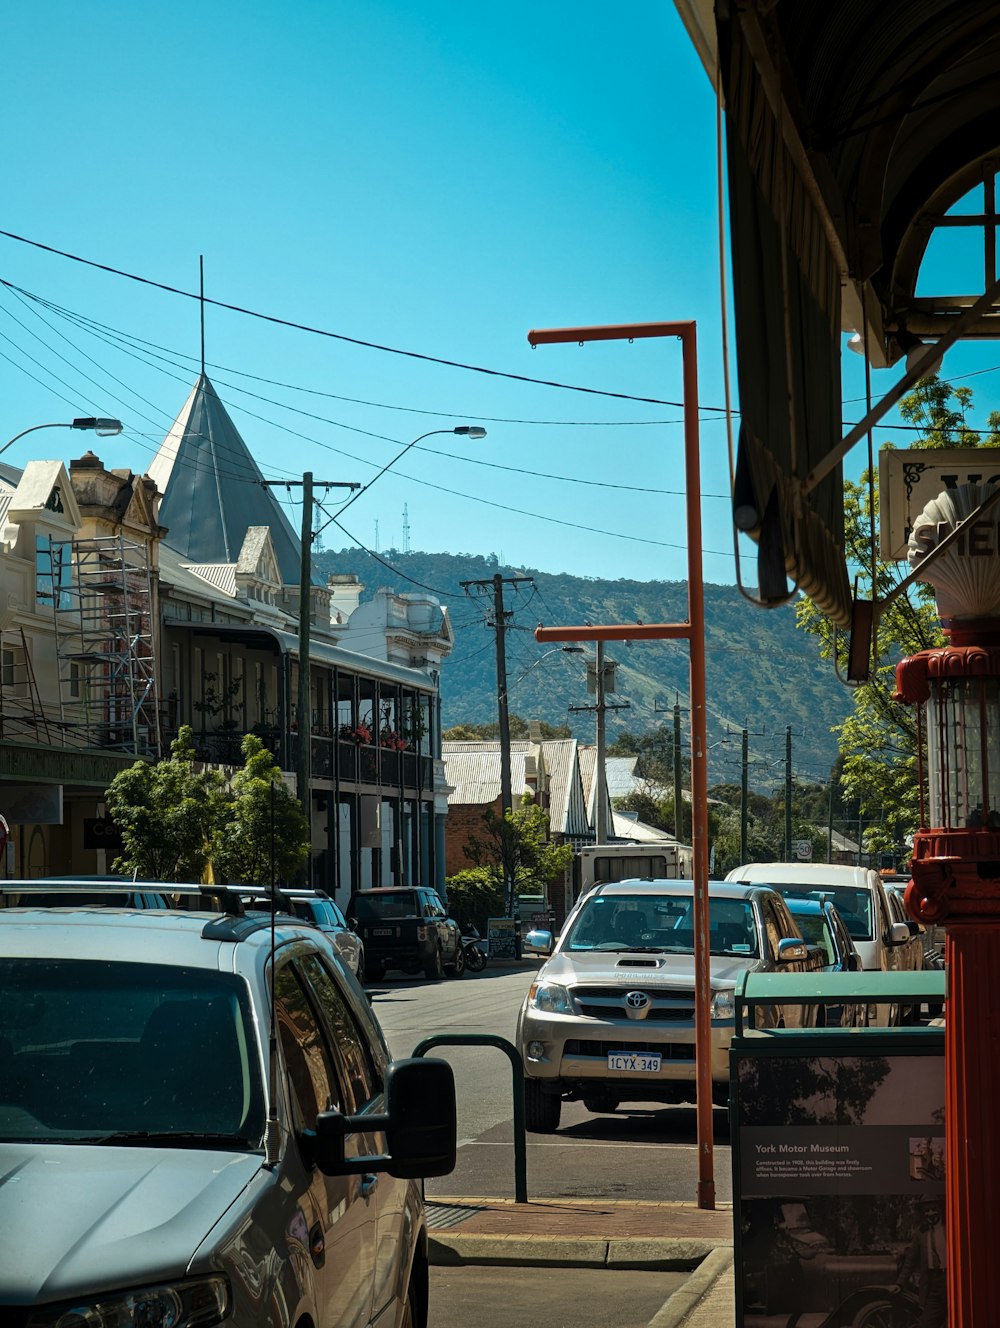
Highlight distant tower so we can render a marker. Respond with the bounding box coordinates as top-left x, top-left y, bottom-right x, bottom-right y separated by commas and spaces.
403, 503, 410, 553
